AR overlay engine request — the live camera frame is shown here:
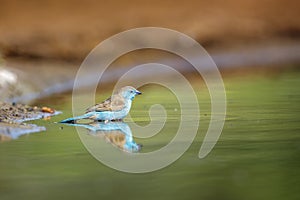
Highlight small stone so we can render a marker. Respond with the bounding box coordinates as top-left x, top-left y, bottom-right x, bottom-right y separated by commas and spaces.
42, 107, 54, 114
